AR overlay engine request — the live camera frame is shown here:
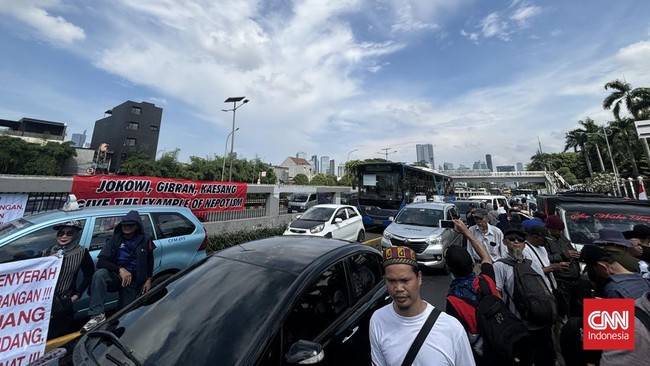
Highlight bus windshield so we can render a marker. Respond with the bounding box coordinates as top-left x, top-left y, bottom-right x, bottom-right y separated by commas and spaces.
359, 172, 402, 201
